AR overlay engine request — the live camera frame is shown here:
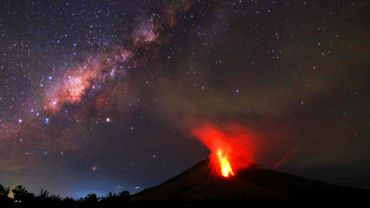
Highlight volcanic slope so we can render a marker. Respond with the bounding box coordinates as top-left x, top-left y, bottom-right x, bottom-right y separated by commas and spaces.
133, 159, 370, 206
